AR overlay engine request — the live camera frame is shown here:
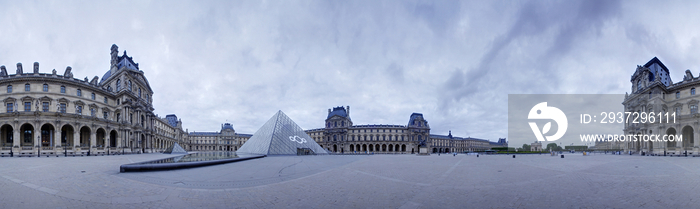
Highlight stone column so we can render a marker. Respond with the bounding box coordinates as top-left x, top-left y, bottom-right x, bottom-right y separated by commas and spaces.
73, 129, 80, 151
90, 130, 96, 154
12, 128, 20, 154
54, 125, 61, 150
34, 126, 40, 152
694, 129, 699, 154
